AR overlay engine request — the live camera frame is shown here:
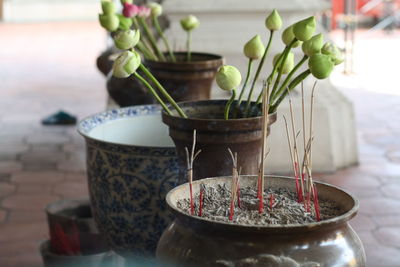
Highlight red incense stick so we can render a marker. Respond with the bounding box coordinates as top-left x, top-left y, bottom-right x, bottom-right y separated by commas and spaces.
198, 185, 204, 217
313, 184, 321, 221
